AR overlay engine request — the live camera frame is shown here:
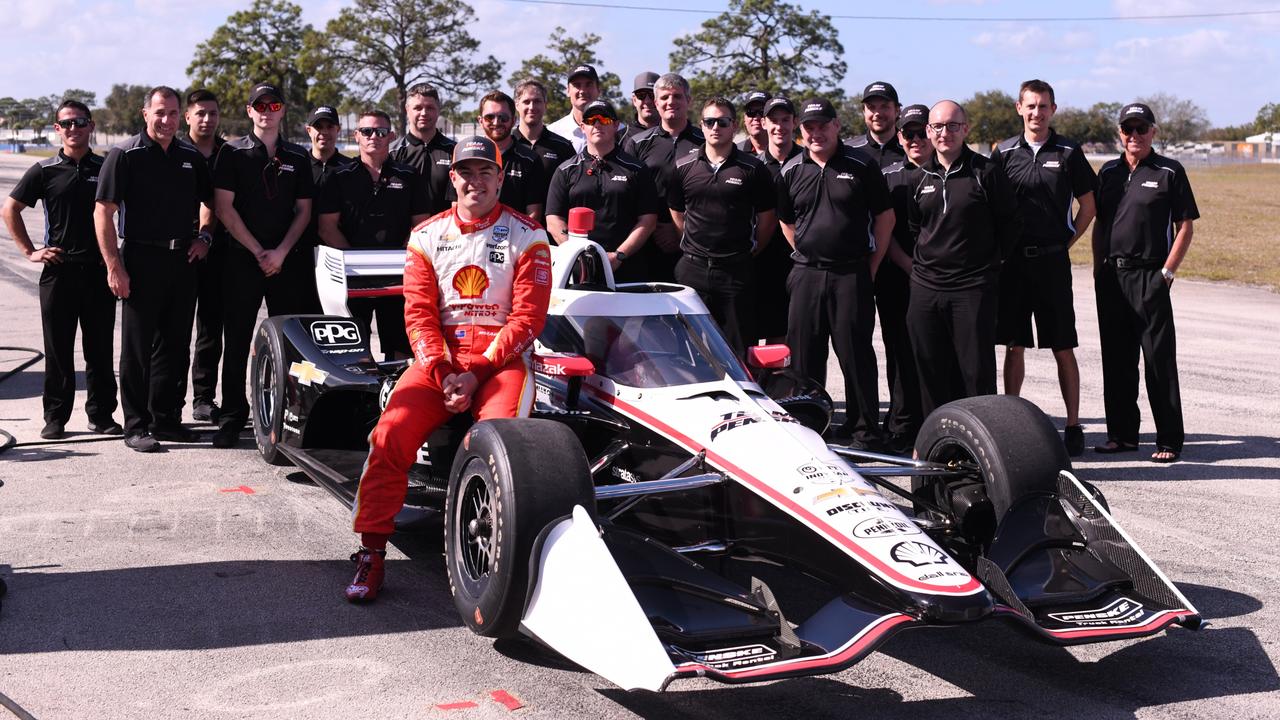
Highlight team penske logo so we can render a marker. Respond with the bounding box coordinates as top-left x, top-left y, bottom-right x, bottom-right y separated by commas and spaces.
452, 265, 490, 298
